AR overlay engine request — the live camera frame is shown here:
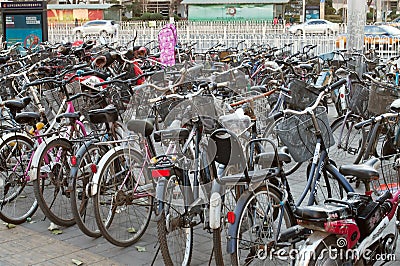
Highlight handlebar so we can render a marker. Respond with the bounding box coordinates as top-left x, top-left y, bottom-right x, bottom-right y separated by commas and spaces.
355, 113, 399, 129
272, 78, 346, 119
